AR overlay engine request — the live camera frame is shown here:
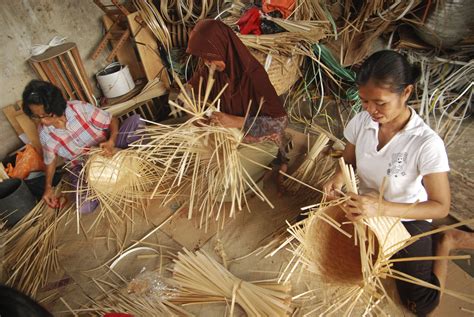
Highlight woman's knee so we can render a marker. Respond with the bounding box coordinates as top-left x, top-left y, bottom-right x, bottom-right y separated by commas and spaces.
398, 282, 440, 316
